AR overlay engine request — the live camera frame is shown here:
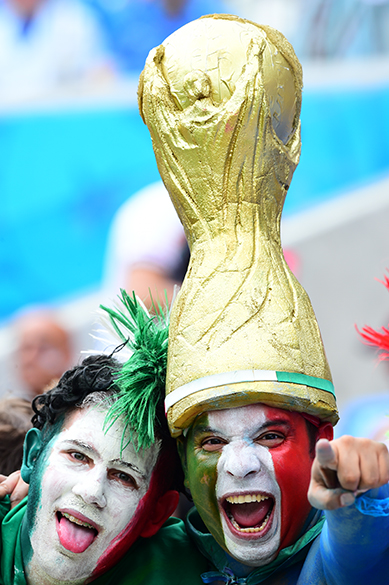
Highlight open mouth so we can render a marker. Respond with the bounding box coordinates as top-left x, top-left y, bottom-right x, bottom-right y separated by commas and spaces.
221, 493, 275, 537
56, 511, 99, 554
